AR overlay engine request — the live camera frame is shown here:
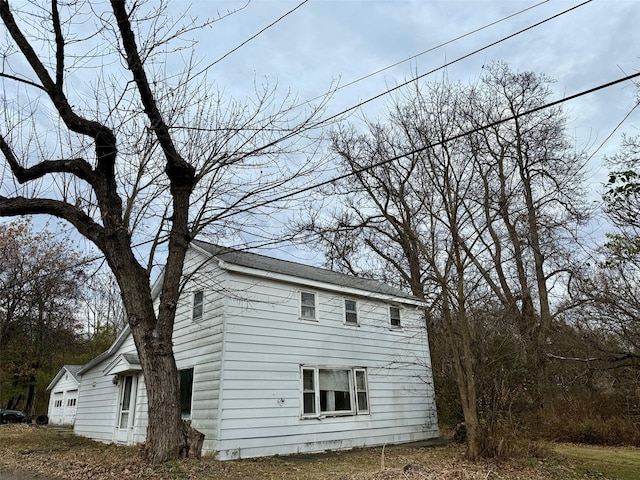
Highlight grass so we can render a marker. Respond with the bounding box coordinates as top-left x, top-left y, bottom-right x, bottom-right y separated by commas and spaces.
552, 444, 640, 480
2, 424, 640, 479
